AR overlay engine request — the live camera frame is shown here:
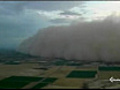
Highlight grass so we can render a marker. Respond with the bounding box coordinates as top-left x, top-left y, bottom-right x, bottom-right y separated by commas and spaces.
67, 70, 97, 78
